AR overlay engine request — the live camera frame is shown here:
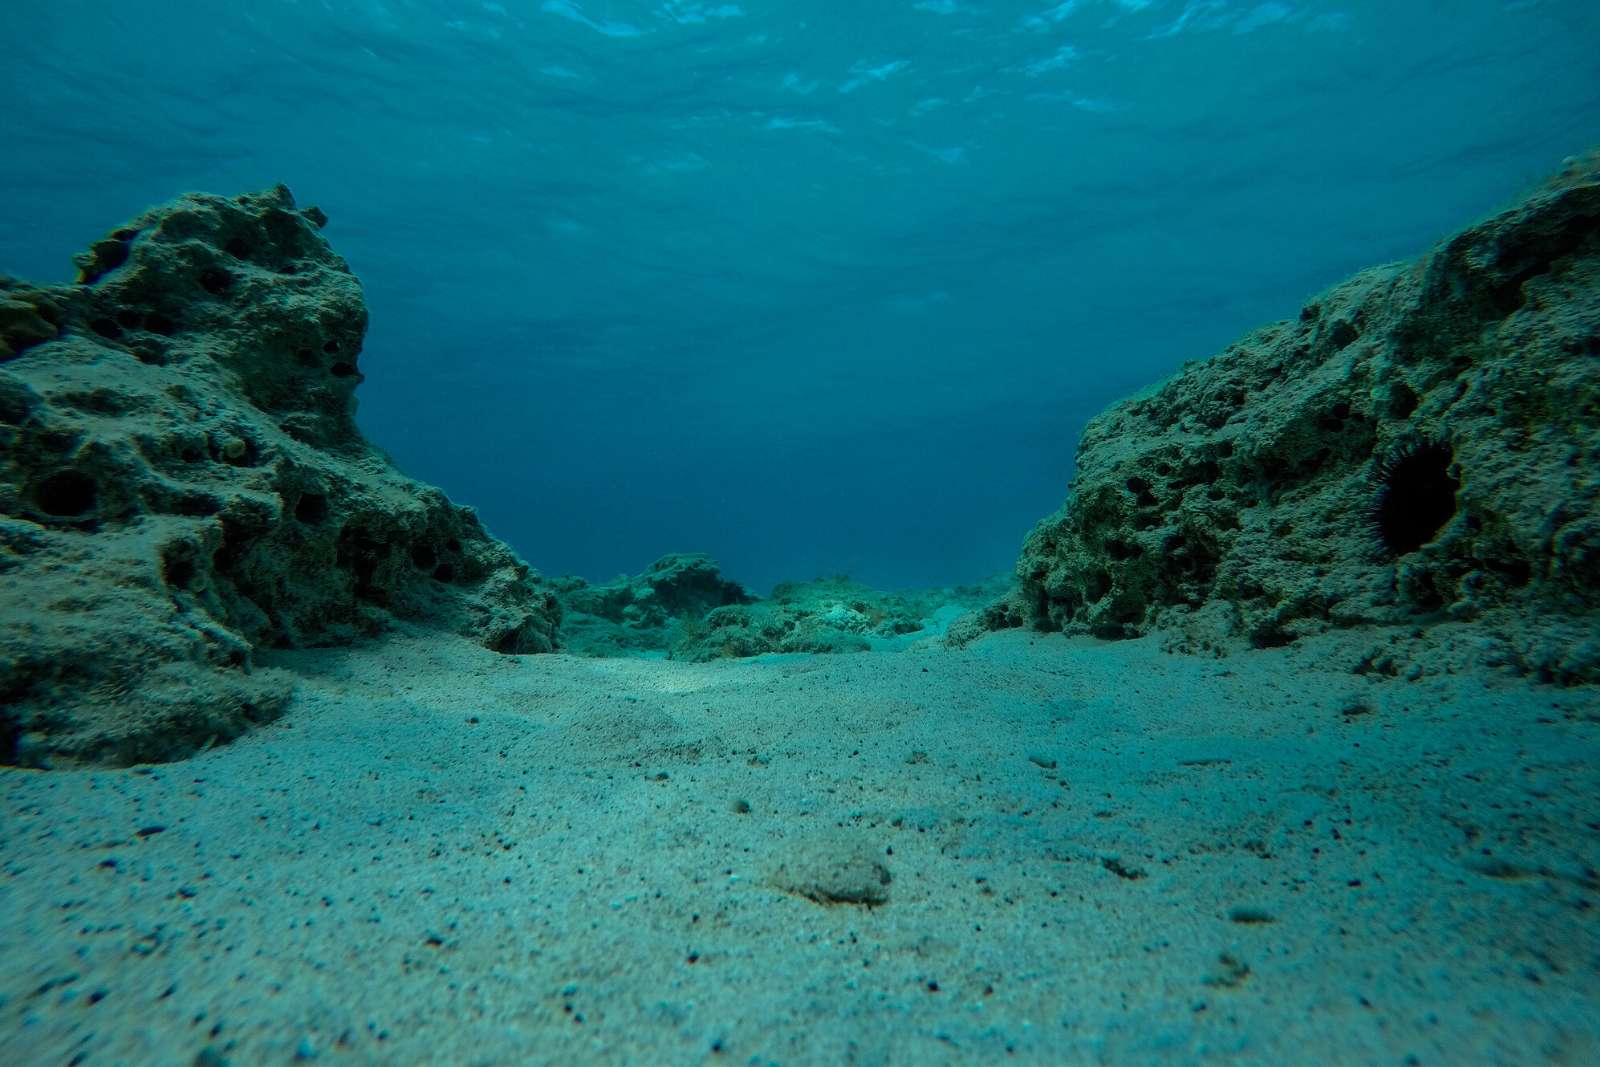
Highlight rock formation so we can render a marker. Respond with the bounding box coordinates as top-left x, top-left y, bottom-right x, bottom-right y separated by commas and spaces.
554, 557, 998, 661
0, 187, 561, 767
553, 553, 755, 655
1011, 152, 1600, 682
670, 576, 967, 662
